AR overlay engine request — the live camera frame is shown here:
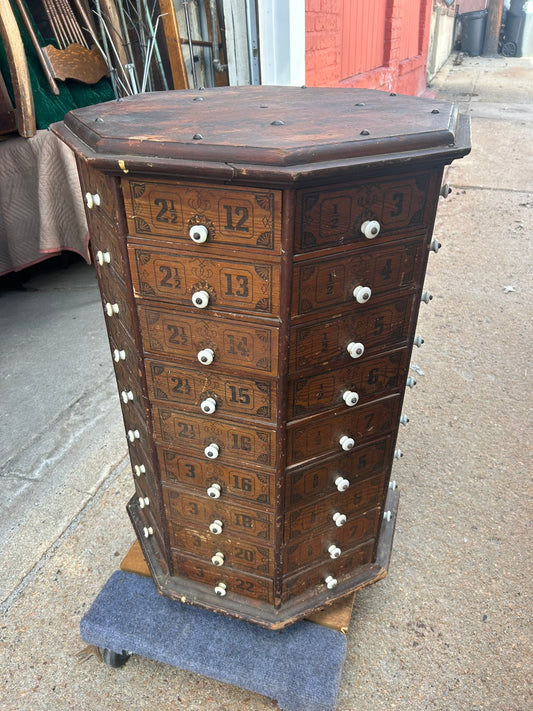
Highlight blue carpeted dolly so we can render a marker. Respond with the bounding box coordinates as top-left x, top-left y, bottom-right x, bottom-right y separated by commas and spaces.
80, 570, 348, 711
